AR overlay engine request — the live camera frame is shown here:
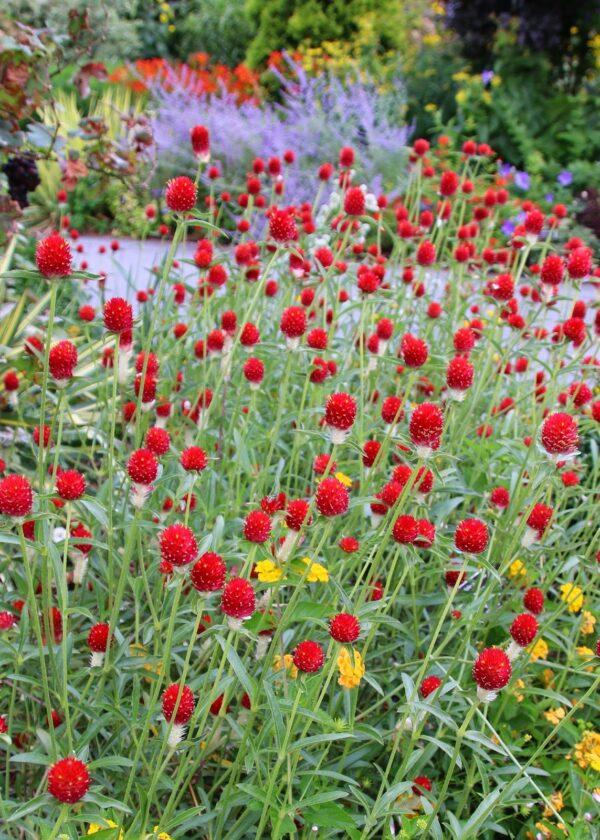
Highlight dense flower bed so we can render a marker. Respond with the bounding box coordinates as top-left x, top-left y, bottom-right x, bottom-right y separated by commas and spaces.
0, 131, 599, 839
